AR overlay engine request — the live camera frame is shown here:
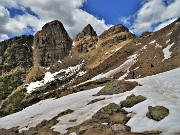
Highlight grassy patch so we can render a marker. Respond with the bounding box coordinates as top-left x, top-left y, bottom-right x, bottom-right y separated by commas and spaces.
0, 69, 25, 103
0, 86, 26, 117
